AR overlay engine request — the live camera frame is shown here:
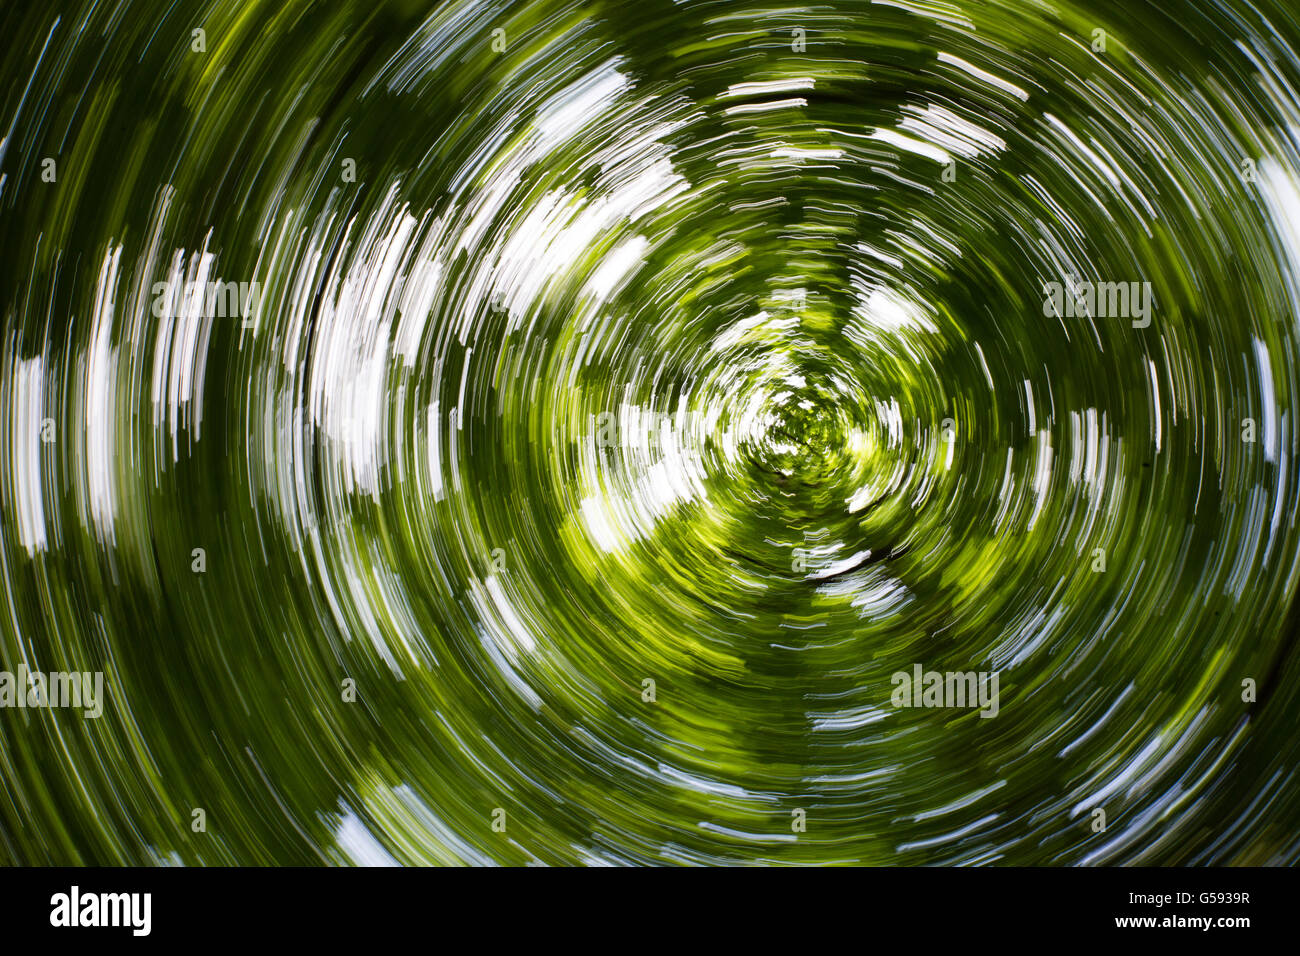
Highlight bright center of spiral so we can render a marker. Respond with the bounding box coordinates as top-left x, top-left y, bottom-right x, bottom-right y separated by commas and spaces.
760, 391, 848, 485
